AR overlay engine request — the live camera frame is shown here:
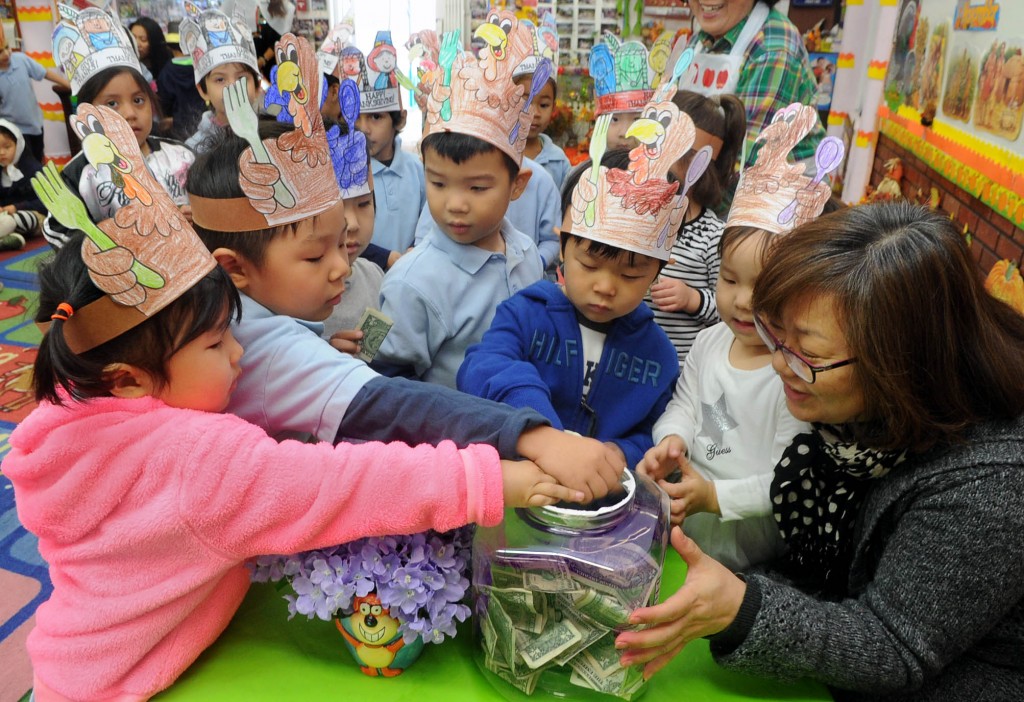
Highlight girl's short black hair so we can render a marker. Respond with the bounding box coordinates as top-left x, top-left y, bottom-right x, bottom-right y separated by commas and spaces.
558, 148, 670, 271
0, 124, 15, 142
420, 131, 519, 180
33, 233, 242, 405
186, 118, 295, 265
77, 66, 163, 120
